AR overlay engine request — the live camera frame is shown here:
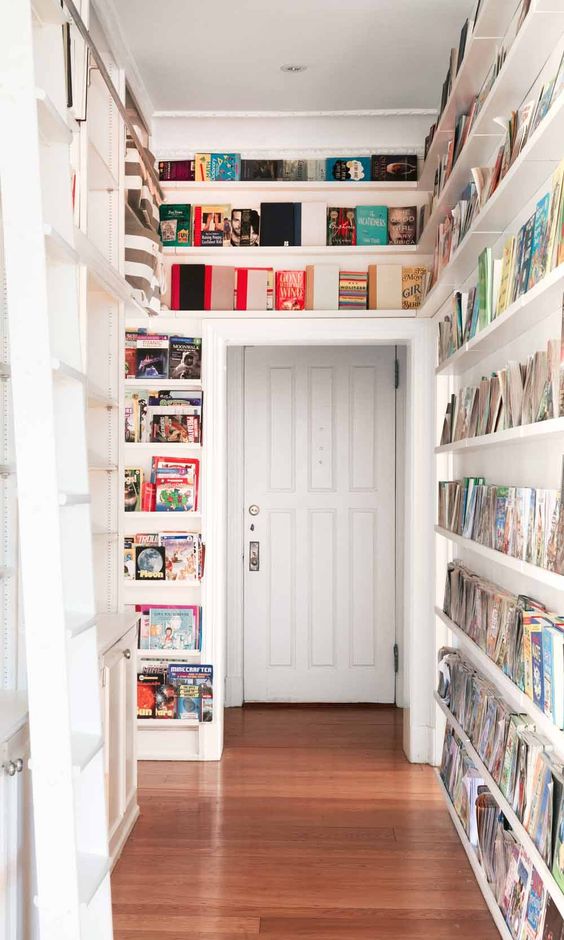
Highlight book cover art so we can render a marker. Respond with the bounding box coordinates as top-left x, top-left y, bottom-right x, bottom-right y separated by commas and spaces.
355, 205, 388, 246
135, 545, 166, 581
137, 672, 164, 718
505, 851, 532, 939
241, 159, 281, 181
388, 206, 417, 245
124, 537, 135, 580
210, 152, 241, 181
124, 468, 142, 512
136, 336, 169, 379
154, 682, 177, 719
176, 684, 200, 721
325, 157, 371, 181
529, 193, 551, 290
275, 270, 306, 311
156, 471, 196, 512
553, 789, 564, 892
231, 208, 260, 247
327, 207, 356, 246
516, 212, 537, 298
151, 414, 200, 444
402, 266, 426, 309
158, 159, 195, 182
195, 153, 212, 181
193, 205, 232, 247
168, 336, 201, 380
149, 607, 199, 651
371, 154, 418, 181
162, 534, 199, 581
521, 869, 546, 940
125, 330, 140, 379
159, 204, 192, 247
338, 271, 367, 310
280, 159, 307, 181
